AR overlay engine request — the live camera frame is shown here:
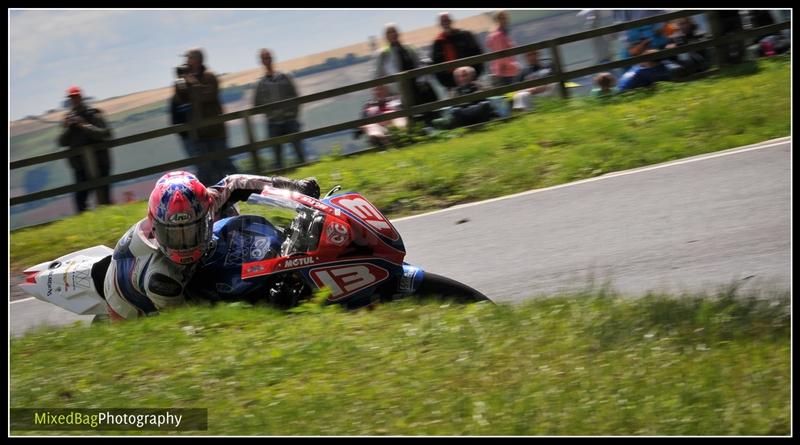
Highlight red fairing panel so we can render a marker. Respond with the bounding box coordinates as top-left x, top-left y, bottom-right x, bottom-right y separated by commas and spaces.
241, 188, 405, 280
329, 194, 400, 241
